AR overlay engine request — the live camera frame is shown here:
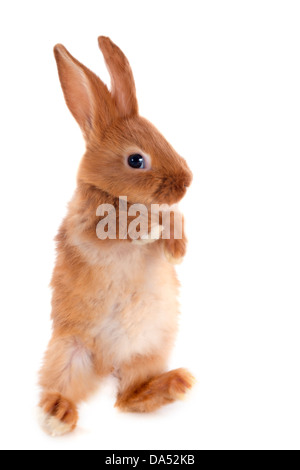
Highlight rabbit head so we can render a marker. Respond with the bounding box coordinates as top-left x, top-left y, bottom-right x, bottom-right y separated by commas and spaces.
54, 37, 192, 205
